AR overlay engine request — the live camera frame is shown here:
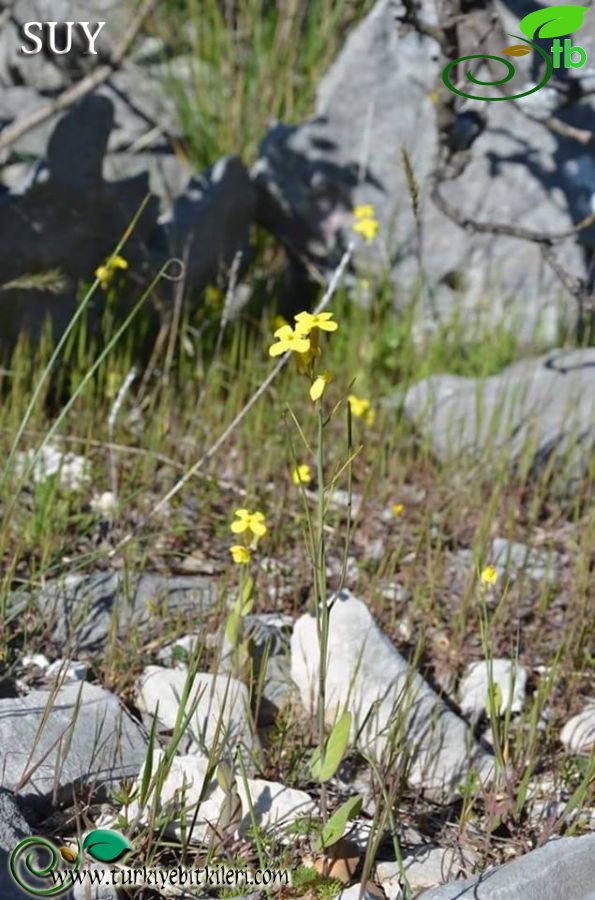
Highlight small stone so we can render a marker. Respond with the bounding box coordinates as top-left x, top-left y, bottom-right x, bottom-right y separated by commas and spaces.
45, 659, 88, 682
378, 846, 477, 895
560, 704, 595, 753
127, 750, 316, 844
459, 660, 527, 719
20, 654, 50, 671
15, 444, 90, 490
90, 491, 118, 519
156, 634, 203, 668
489, 538, 558, 584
